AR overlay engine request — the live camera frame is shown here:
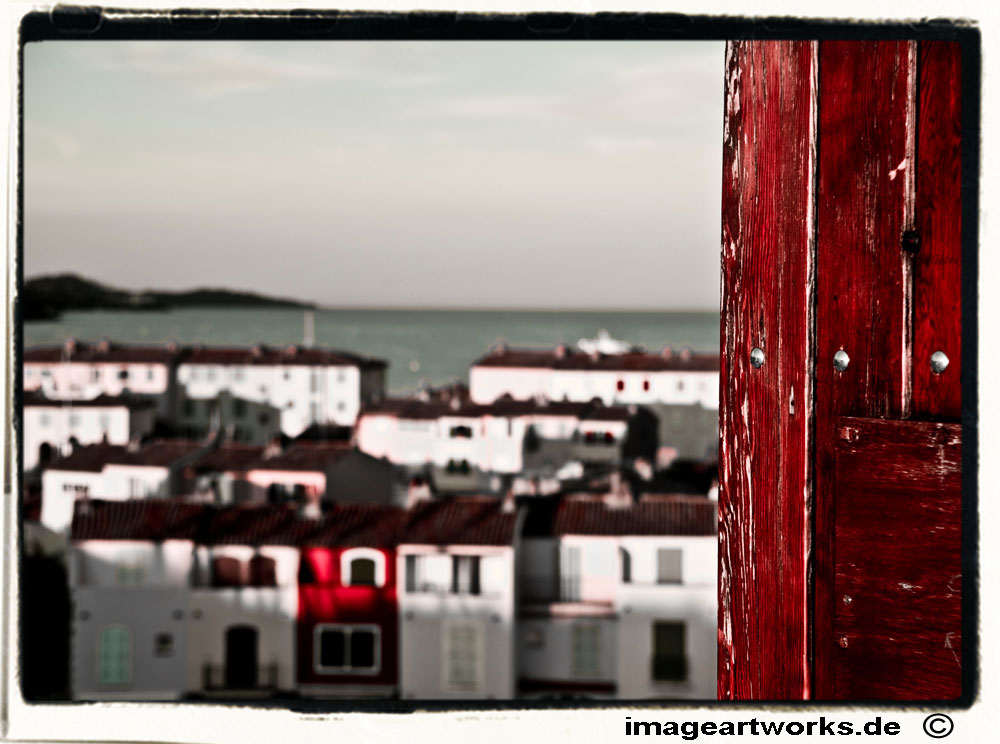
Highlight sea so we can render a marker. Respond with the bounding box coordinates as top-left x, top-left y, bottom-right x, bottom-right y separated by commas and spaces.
24, 308, 720, 394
